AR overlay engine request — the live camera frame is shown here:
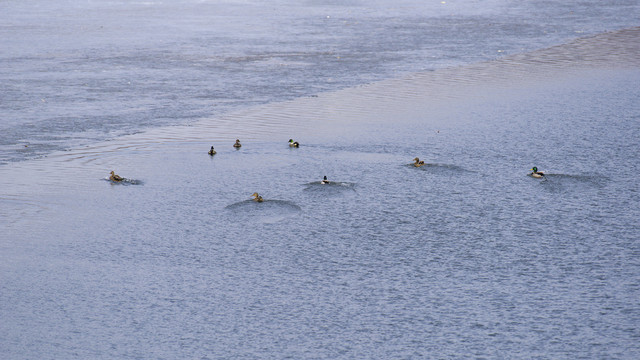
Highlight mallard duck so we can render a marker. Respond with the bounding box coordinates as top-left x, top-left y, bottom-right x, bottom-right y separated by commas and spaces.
251, 192, 264, 202
530, 166, 545, 178
288, 139, 300, 148
321, 176, 330, 184
413, 157, 425, 167
109, 170, 124, 182
208, 146, 217, 155
233, 139, 242, 148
